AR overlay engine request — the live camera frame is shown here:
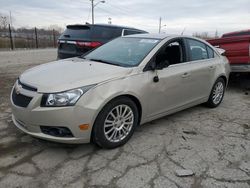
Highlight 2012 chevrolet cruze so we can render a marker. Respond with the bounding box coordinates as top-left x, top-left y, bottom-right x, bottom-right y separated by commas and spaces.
11, 34, 230, 148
